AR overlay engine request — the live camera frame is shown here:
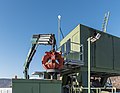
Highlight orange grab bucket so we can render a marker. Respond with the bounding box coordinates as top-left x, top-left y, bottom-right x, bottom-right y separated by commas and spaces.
42, 51, 64, 70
